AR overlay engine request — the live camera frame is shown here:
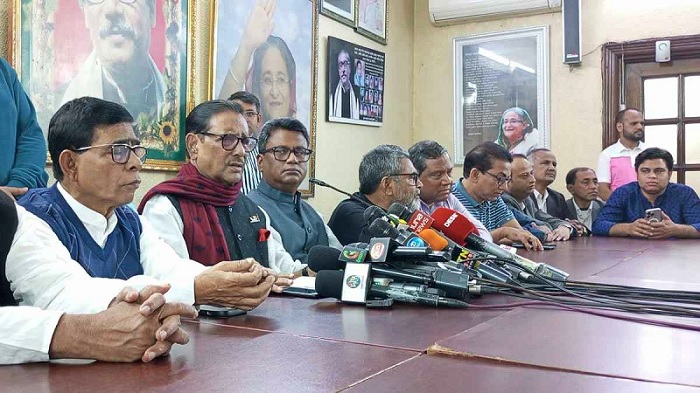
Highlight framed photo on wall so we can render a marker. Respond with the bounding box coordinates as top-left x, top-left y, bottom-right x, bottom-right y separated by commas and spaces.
327, 36, 385, 127
10, 0, 194, 171
319, 0, 355, 27
209, 0, 318, 196
355, 0, 387, 45
453, 26, 549, 163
